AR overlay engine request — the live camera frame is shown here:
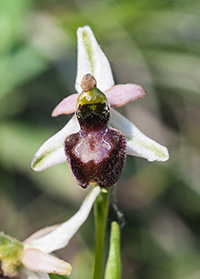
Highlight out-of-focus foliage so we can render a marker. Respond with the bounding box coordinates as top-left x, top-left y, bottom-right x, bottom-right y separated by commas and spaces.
0, 0, 200, 279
